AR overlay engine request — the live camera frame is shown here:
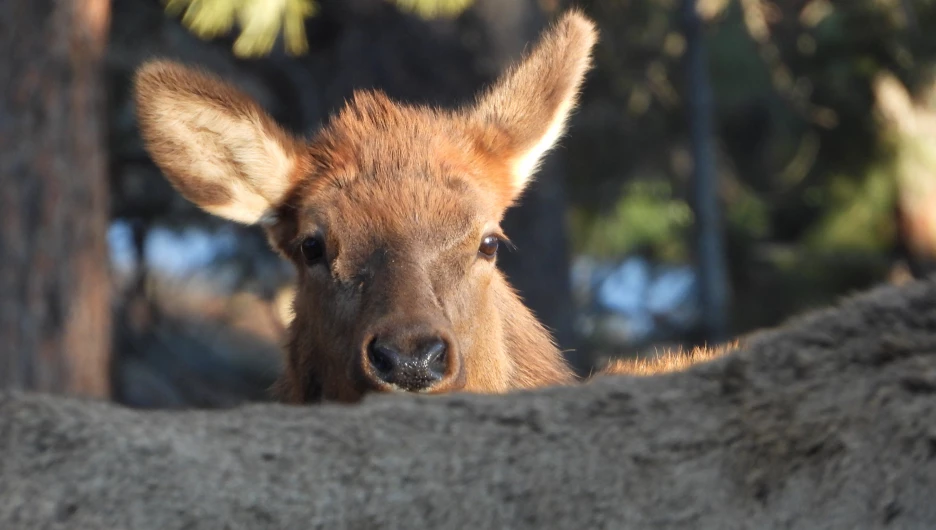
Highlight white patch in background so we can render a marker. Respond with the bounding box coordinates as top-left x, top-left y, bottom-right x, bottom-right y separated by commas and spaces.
108, 220, 238, 280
